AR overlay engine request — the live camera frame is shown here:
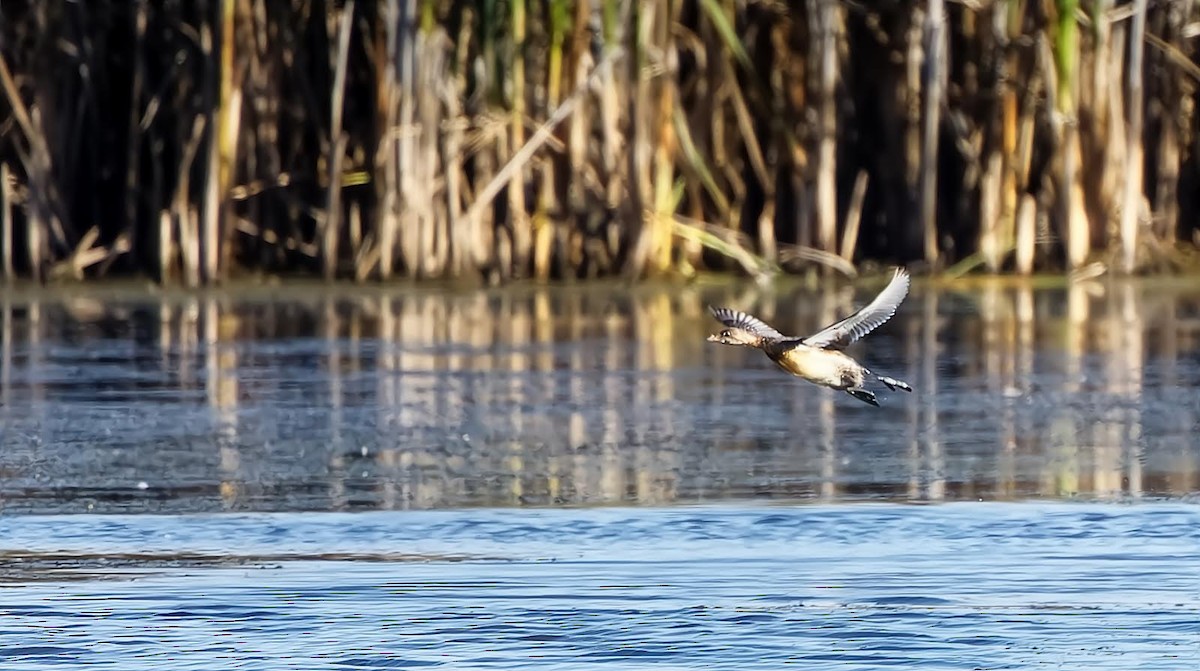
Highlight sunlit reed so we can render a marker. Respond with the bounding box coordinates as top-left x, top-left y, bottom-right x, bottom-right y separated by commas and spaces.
0, 3, 1197, 285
